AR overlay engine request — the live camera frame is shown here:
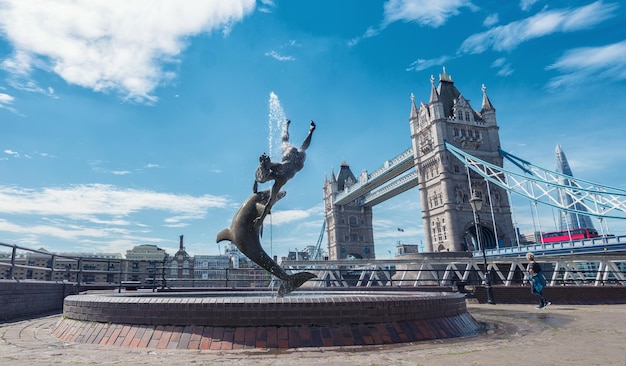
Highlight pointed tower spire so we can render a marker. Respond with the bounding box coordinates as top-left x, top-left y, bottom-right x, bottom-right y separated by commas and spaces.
481, 84, 495, 112
409, 92, 419, 120
428, 75, 439, 103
